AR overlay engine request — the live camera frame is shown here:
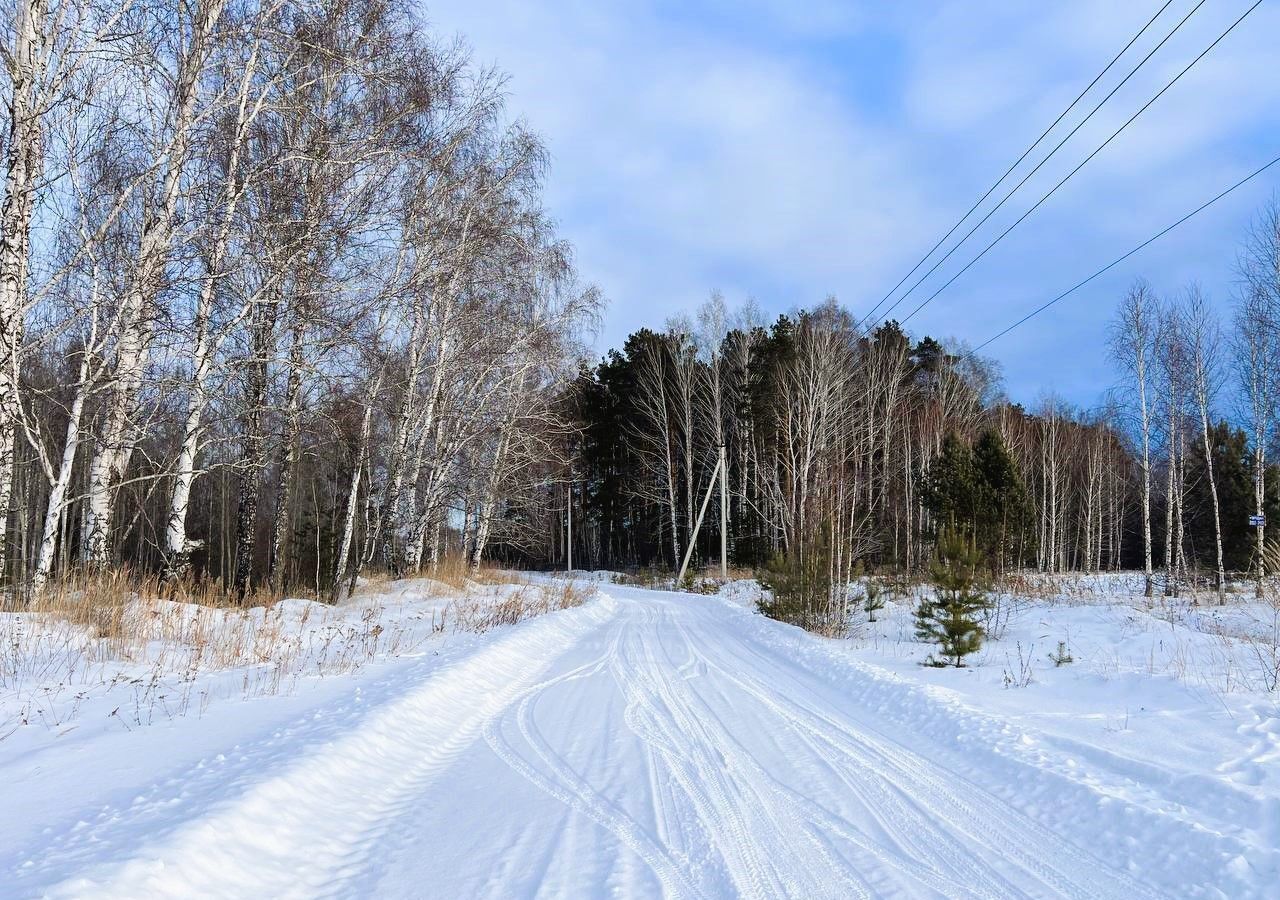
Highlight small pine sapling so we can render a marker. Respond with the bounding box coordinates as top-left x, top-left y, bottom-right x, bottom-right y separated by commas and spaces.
755, 546, 835, 631
863, 581, 885, 622
915, 529, 990, 668
1048, 640, 1074, 667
